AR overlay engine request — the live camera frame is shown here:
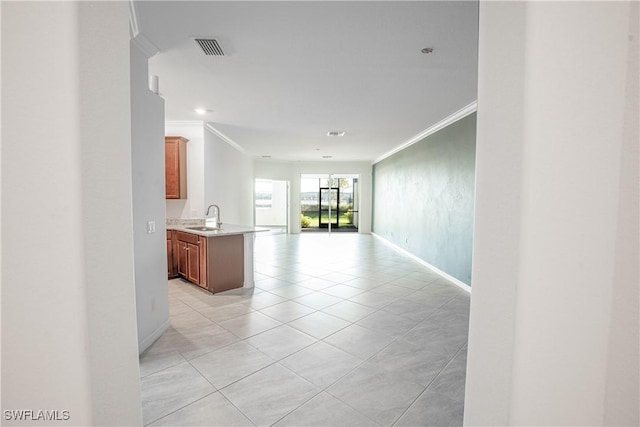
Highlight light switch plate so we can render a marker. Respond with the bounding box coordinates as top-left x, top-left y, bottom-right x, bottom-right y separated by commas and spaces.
147, 220, 156, 234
